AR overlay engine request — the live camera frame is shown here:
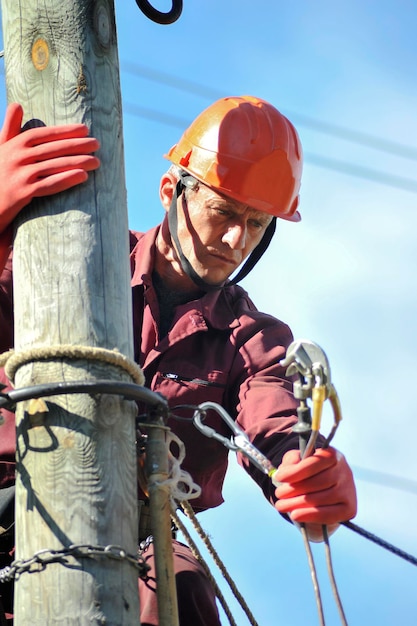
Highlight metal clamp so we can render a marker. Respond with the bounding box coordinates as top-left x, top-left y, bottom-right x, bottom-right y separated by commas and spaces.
280, 339, 342, 457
